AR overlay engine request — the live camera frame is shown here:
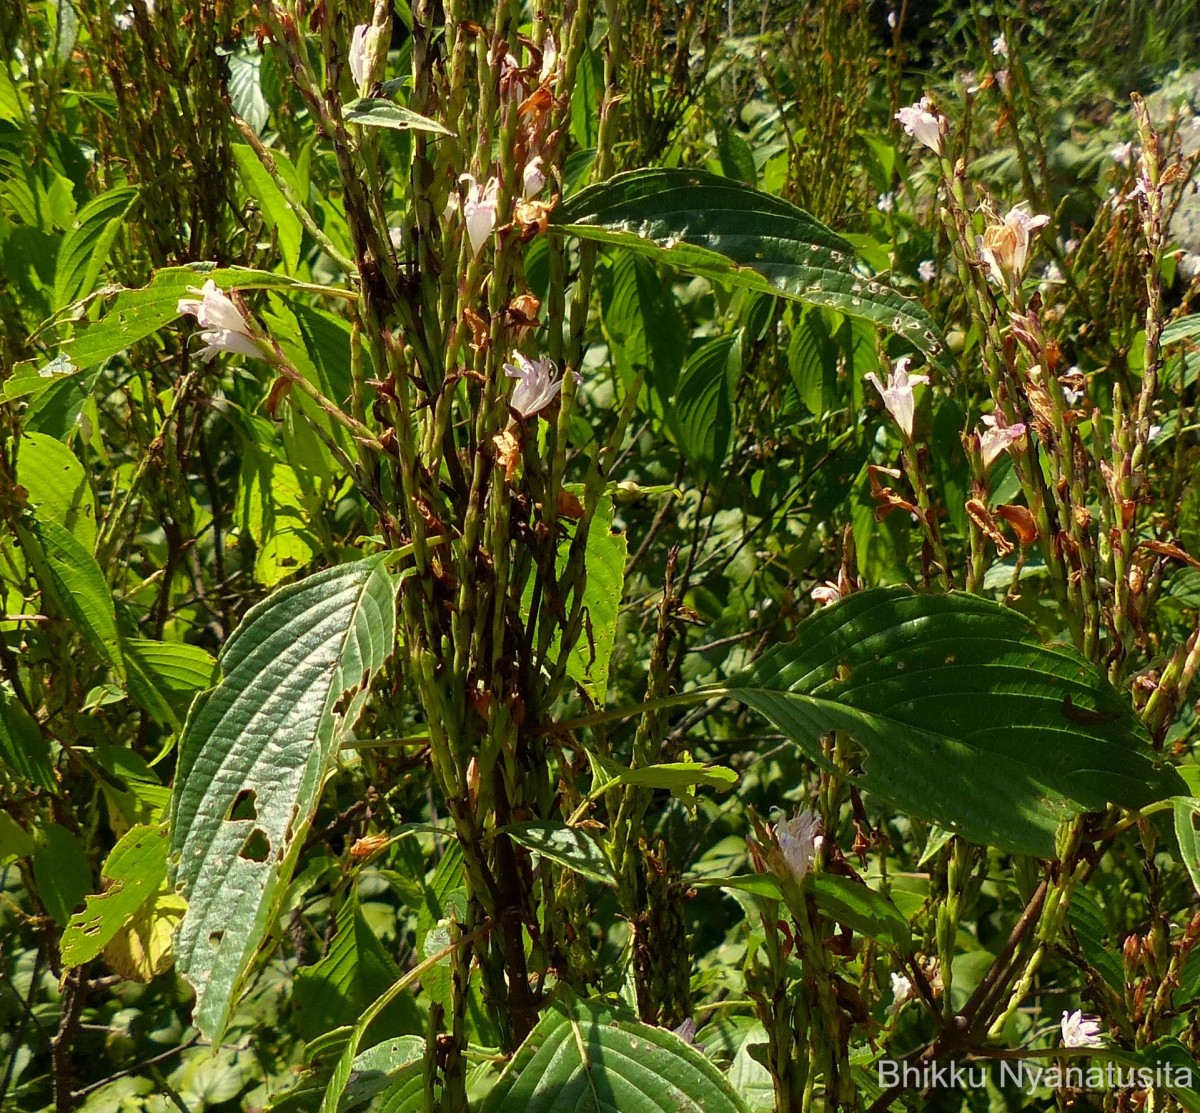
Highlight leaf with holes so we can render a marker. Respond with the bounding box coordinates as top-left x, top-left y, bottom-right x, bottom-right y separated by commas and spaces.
168, 556, 400, 1043
478, 997, 749, 1113
59, 265, 351, 371
61, 823, 169, 968
717, 588, 1184, 856
343, 98, 453, 135
553, 168, 950, 374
